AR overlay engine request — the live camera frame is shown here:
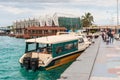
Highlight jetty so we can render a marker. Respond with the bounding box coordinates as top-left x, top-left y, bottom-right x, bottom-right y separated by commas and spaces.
58, 37, 120, 80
